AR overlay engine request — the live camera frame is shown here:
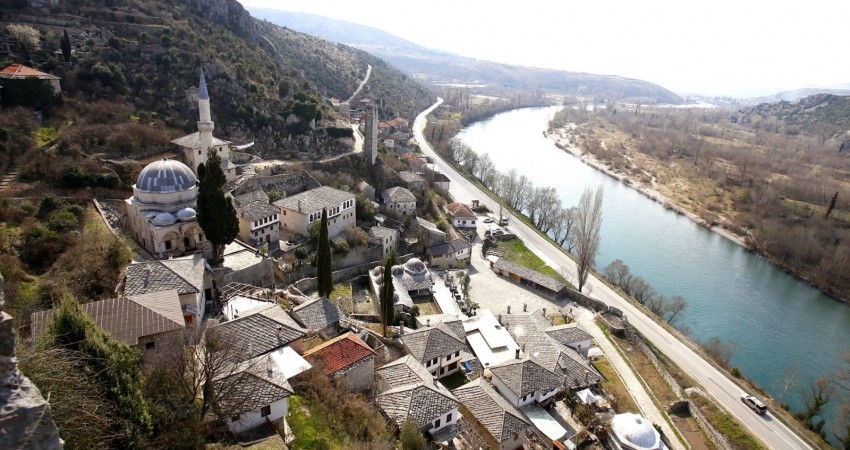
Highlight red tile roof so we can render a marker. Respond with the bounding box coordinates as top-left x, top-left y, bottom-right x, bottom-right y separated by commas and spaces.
303, 332, 376, 376
401, 153, 425, 164
0, 64, 60, 80
446, 202, 475, 219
